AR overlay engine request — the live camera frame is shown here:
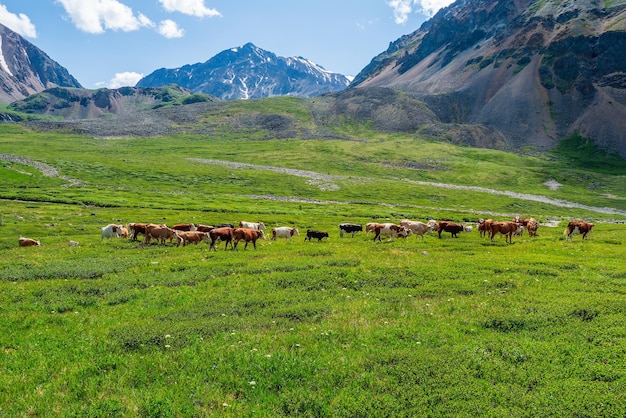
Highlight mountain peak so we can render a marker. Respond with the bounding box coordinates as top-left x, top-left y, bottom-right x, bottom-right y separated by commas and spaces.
0, 23, 82, 103
137, 43, 350, 100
